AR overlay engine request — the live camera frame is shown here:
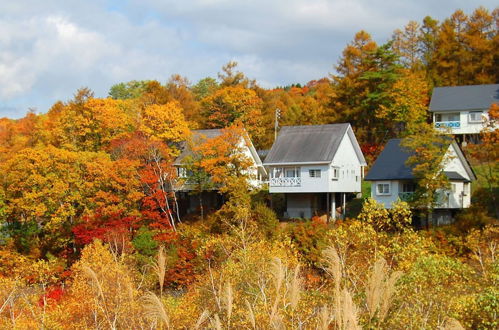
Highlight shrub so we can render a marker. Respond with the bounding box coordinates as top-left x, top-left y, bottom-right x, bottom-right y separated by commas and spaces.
252, 202, 279, 238
132, 226, 158, 257
284, 219, 328, 267
358, 198, 412, 232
